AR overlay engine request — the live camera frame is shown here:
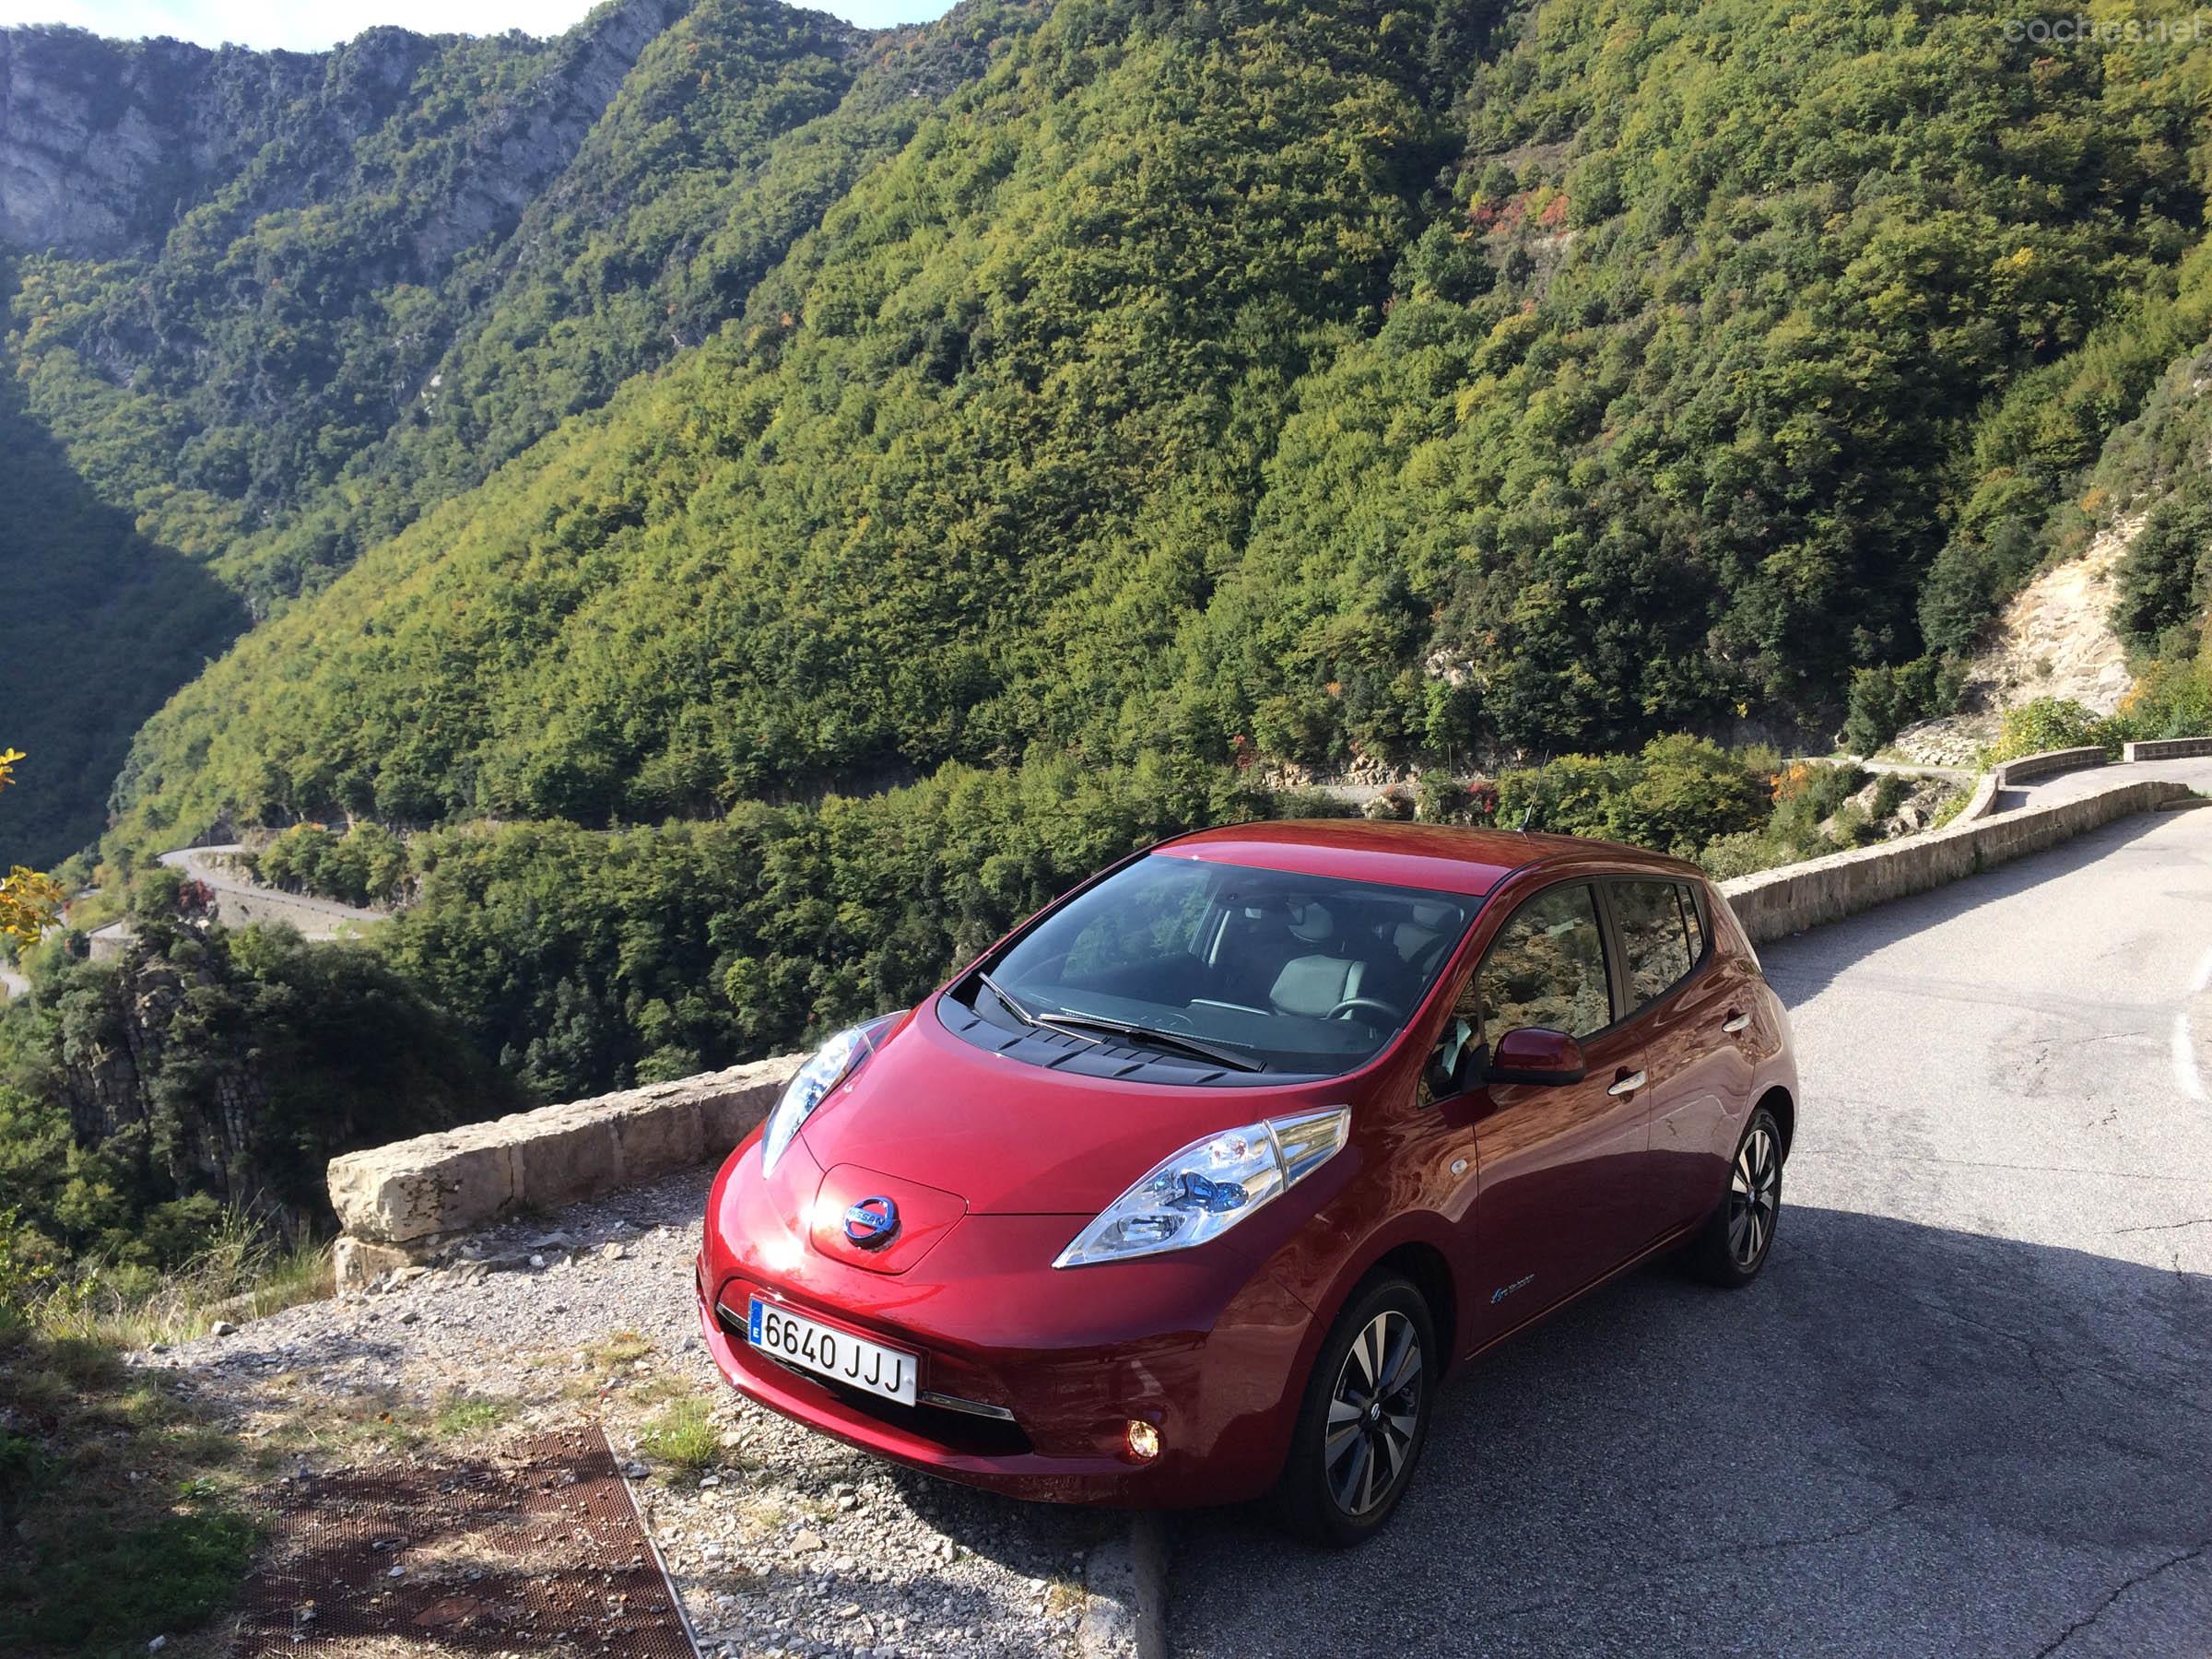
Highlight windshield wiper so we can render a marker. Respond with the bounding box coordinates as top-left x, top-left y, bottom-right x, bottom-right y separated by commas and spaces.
1031, 1010, 1264, 1073
973, 969, 1084, 1037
